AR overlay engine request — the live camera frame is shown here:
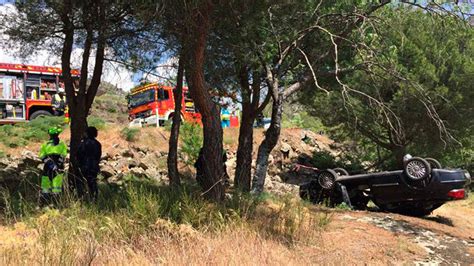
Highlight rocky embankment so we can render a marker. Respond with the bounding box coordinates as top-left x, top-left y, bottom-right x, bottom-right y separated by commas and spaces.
0, 128, 336, 195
